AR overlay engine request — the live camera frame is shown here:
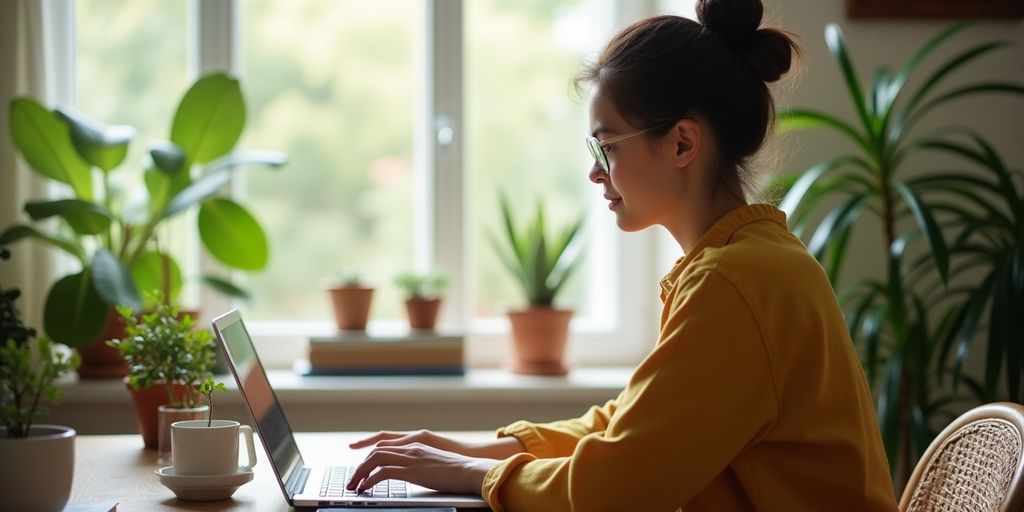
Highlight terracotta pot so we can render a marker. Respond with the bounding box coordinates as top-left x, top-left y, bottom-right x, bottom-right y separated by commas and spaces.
507, 307, 573, 375
327, 286, 374, 330
76, 308, 130, 379
127, 379, 193, 449
78, 307, 202, 379
0, 425, 75, 511
405, 297, 442, 330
